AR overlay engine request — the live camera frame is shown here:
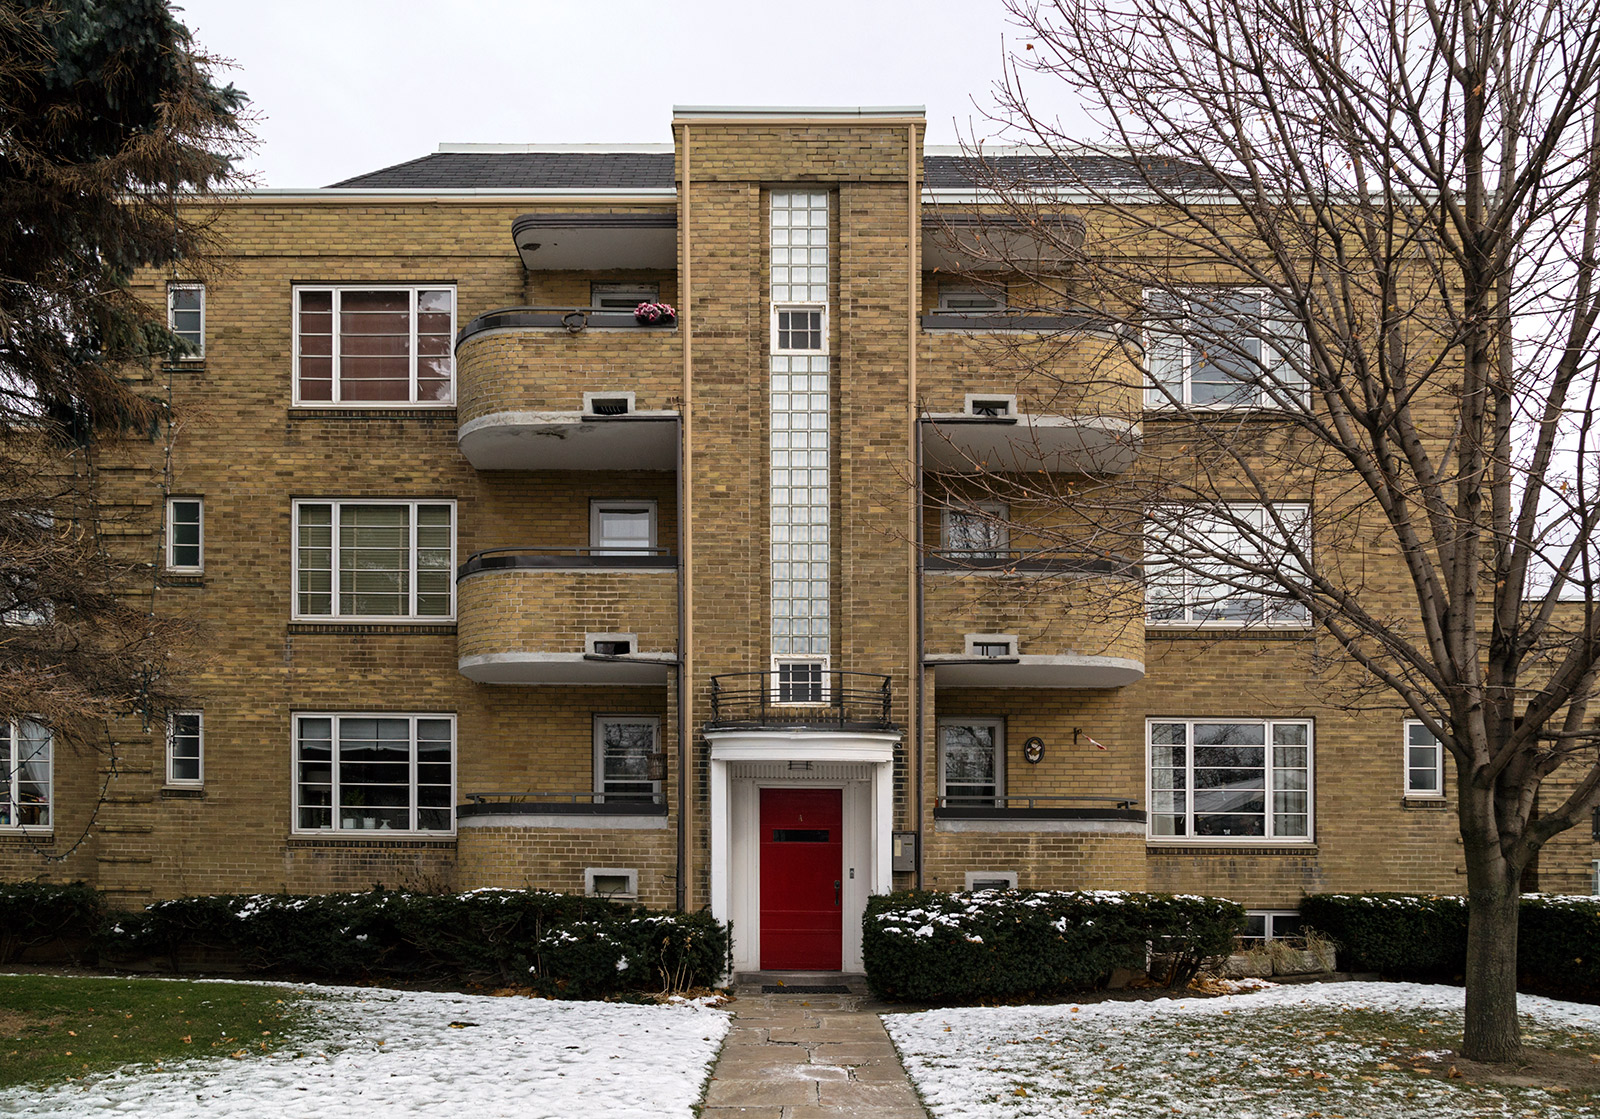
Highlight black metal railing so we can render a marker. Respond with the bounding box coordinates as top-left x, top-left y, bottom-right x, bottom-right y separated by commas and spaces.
706, 670, 895, 732
920, 309, 1100, 333
935, 794, 1144, 822
457, 306, 677, 346
458, 546, 678, 579
924, 548, 1138, 577
458, 790, 666, 818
